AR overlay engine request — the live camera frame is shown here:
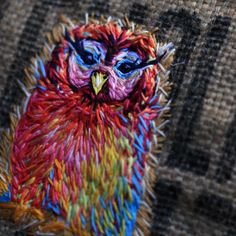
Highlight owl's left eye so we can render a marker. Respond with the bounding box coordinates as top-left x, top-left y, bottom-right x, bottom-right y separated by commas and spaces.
114, 59, 140, 79
113, 50, 142, 79
117, 62, 134, 74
